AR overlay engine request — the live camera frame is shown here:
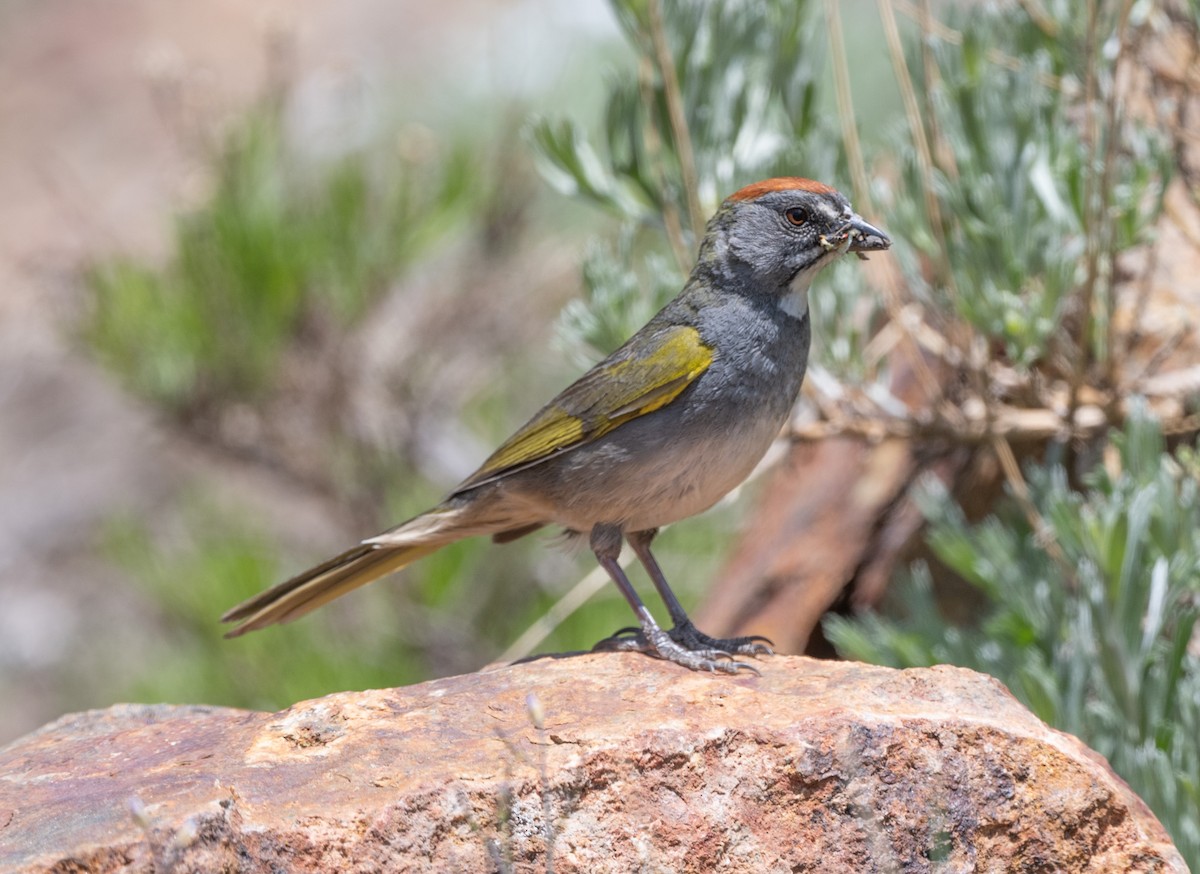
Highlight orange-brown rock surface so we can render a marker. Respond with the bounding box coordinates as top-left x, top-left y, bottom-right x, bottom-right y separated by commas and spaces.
0, 655, 1186, 872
